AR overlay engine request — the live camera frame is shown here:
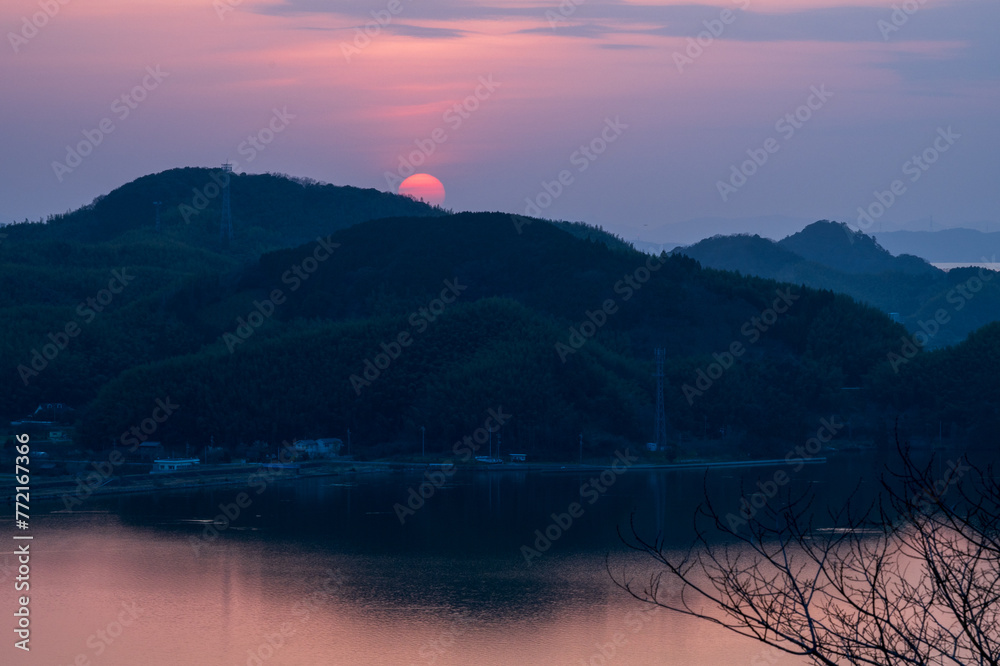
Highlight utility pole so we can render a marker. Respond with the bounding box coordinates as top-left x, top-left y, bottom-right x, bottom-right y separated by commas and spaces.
347, 428, 351, 456
219, 163, 233, 242
421, 426, 425, 458
654, 348, 667, 451
579, 432, 583, 466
